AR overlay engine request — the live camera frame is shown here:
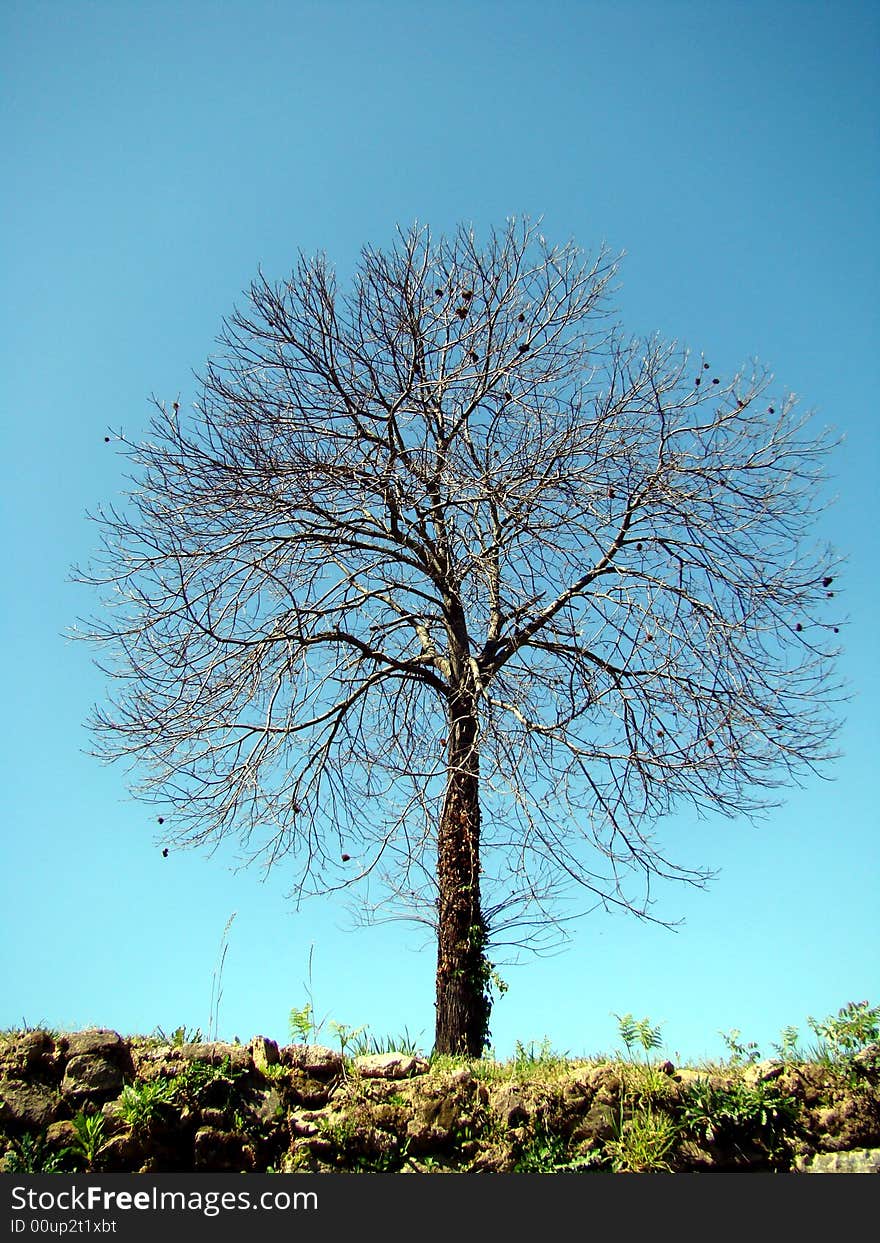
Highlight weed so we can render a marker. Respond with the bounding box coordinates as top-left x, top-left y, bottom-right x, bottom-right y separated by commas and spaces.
118, 1079, 174, 1131
167, 1055, 243, 1108
288, 1003, 321, 1045
64, 1111, 109, 1171
152, 1025, 204, 1047
772, 1026, 802, 1063
604, 1101, 679, 1173
680, 1076, 798, 1160
208, 911, 237, 1042
328, 1021, 367, 1059
619, 1060, 676, 1104
2, 1133, 68, 1173
288, 944, 329, 1045
349, 1026, 425, 1058
513, 1128, 571, 1173
615, 1013, 665, 1059
719, 1029, 761, 1066
806, 1000, 880, 1082
511, 1038, 569, 1076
